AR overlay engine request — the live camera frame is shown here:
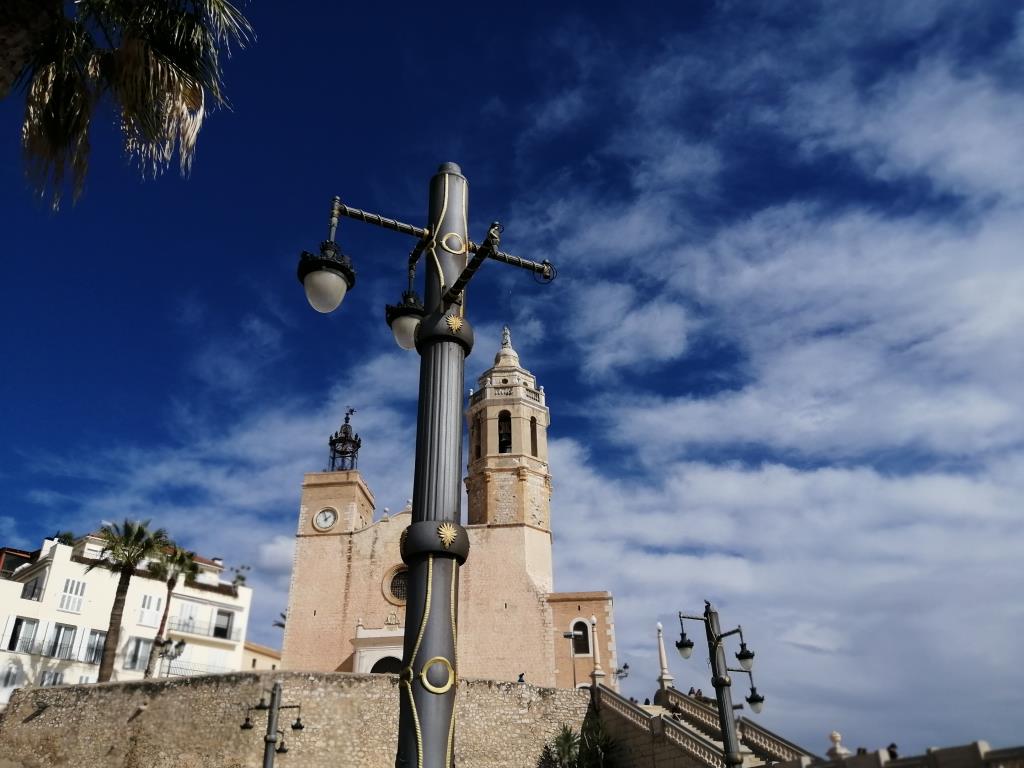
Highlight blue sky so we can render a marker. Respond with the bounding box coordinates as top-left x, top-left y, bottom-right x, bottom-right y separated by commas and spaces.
2, 0, 1023, 755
